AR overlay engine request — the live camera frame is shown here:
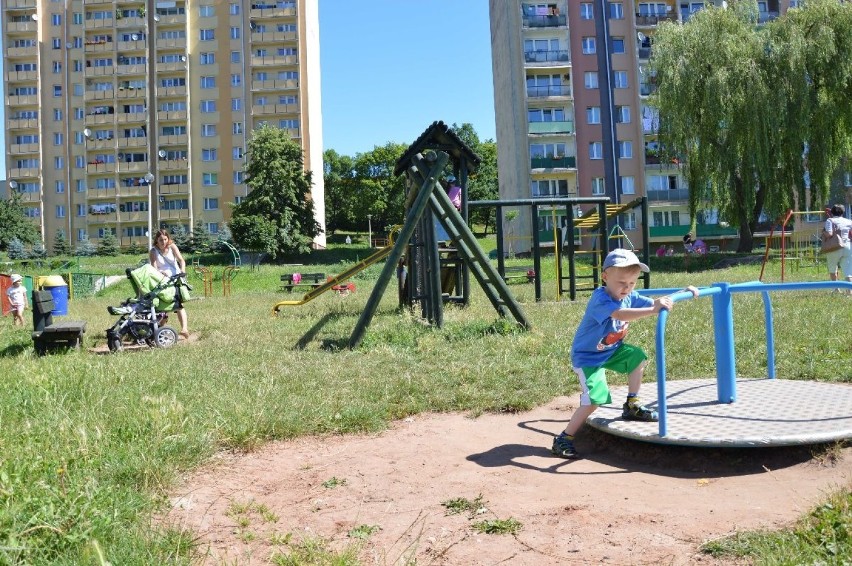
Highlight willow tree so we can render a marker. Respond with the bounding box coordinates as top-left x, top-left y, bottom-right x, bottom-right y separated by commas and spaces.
651, 0, 852, 251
